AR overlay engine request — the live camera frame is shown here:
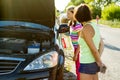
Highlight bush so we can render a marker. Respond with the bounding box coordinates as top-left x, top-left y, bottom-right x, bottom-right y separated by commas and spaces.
102, 4, 120, 20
